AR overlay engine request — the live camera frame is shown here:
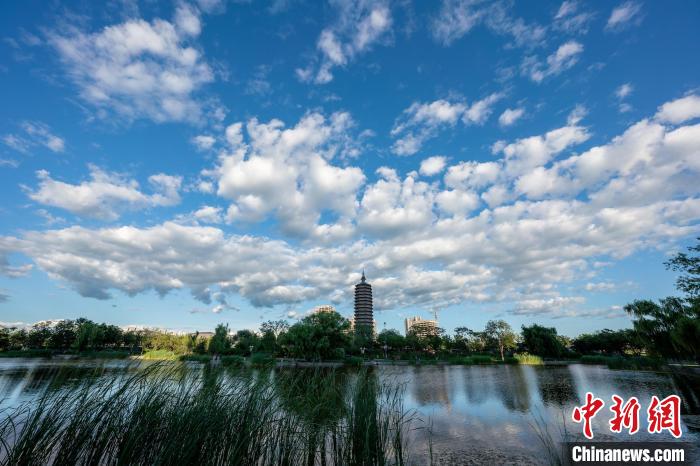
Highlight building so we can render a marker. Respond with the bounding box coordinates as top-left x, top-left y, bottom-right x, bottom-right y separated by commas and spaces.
405, 316, 438, 338
312, 304, 337, 314
353, 271, 374, 333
